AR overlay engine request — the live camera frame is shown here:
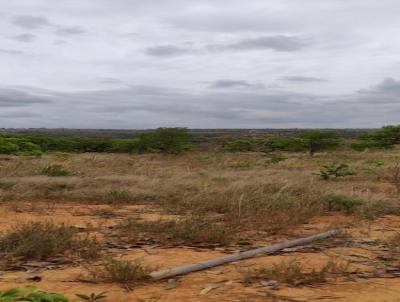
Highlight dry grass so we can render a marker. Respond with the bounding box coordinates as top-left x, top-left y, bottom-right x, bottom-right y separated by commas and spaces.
86, 257, 153, 285
117, 215, 237, 245
0, 221, 101, 261
242, 258, 350, 286
1, 149, 400, 236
